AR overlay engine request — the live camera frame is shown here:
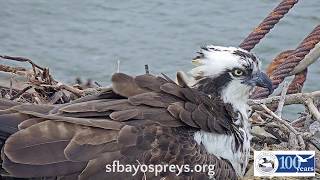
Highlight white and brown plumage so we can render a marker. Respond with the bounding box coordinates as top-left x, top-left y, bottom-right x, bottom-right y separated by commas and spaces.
0, 46, 272, 180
